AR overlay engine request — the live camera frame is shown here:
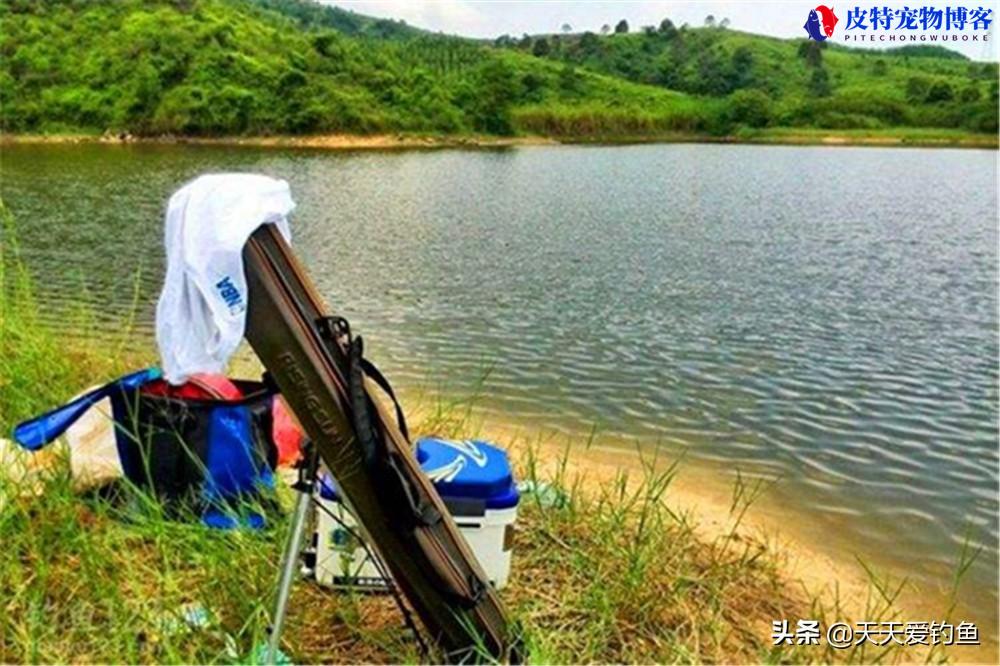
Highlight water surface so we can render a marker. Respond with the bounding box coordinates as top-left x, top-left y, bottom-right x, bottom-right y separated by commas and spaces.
2, 142, 997, 641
